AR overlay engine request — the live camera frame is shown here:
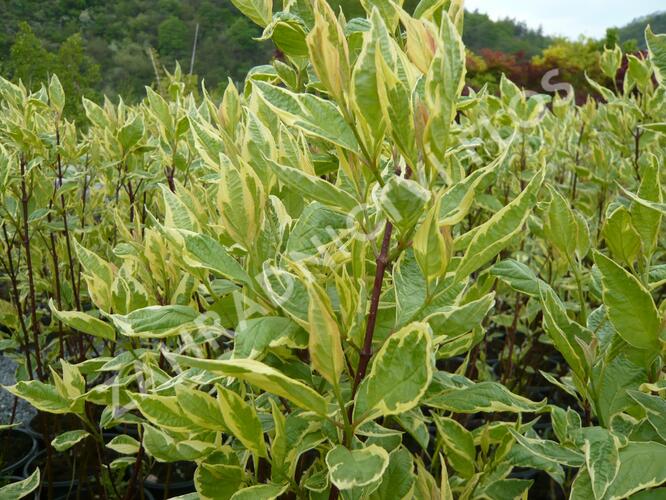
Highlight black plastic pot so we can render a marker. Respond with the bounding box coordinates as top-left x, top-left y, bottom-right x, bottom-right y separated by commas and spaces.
144, 461, 196, 499
26, 413, 81, 440
0, 428, 38, 476
107, 424, 140, 439
526, 385, 557, 402
436, 355, 466, 372
509, 467, 539, 480
0, 476, 25, 487
23, 449, 96, 498
26, 448, 159, 499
